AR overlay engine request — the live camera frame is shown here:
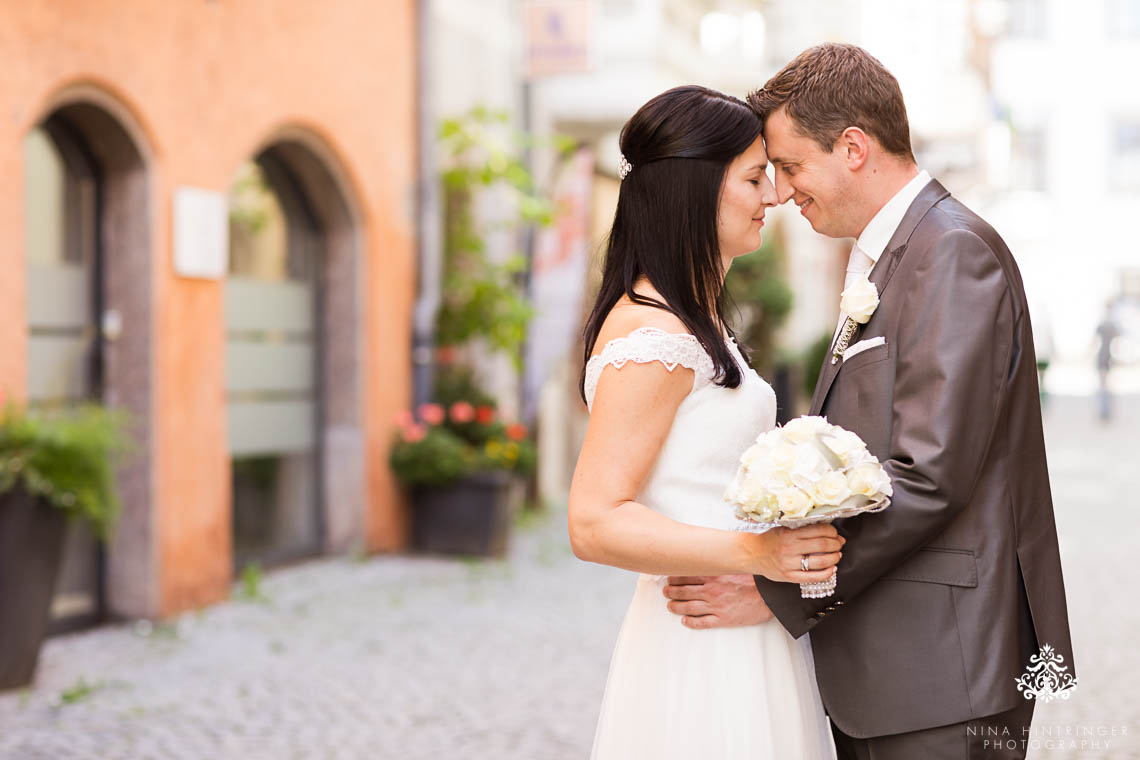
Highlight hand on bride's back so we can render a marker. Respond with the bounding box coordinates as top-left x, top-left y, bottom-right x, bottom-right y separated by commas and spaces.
744, 524, 845, 584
